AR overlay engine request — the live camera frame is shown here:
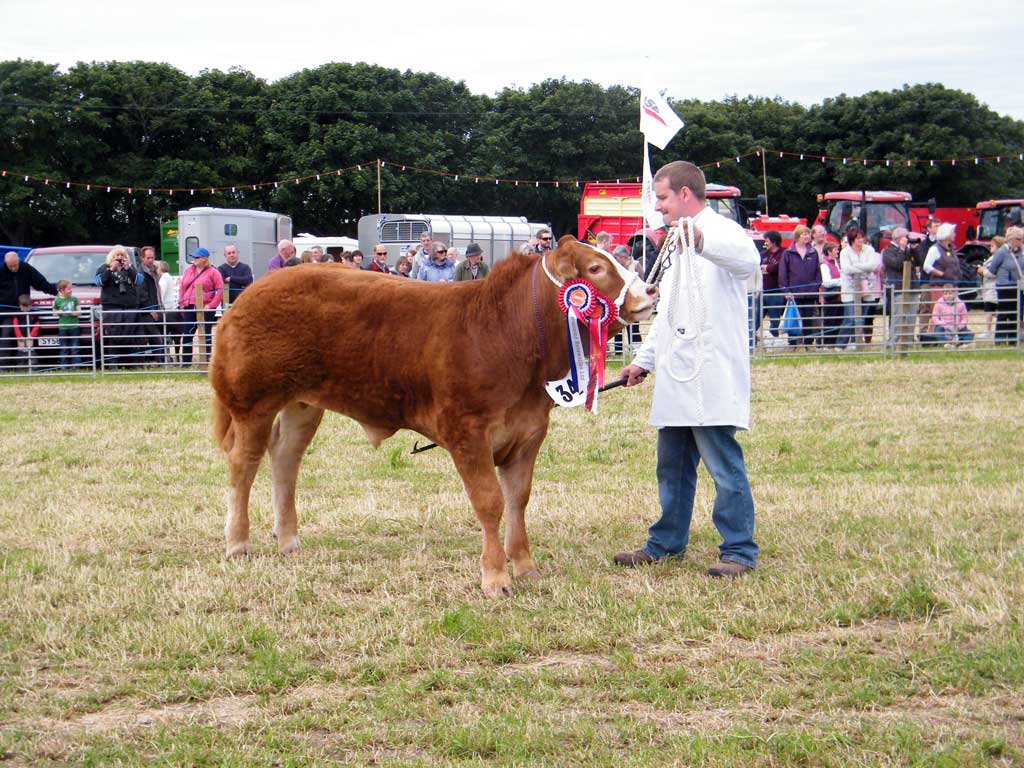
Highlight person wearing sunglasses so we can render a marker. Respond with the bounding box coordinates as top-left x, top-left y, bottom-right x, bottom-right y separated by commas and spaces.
417, 243, 456, 283
534, 229, 554, 254
370, 246, 392, 274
